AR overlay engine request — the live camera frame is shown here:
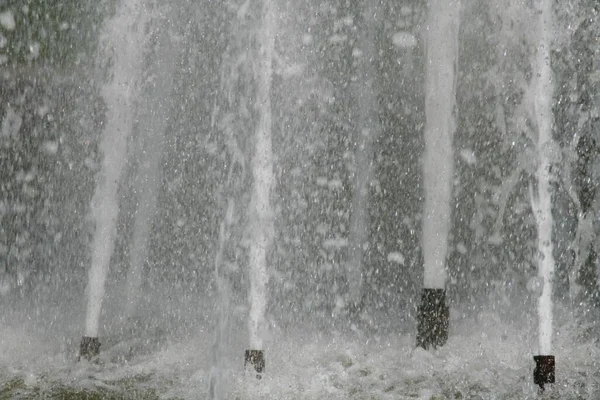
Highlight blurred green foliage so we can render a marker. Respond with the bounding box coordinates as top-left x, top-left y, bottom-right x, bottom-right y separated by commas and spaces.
0, 374, 186, 400
0, 0, 104, 68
